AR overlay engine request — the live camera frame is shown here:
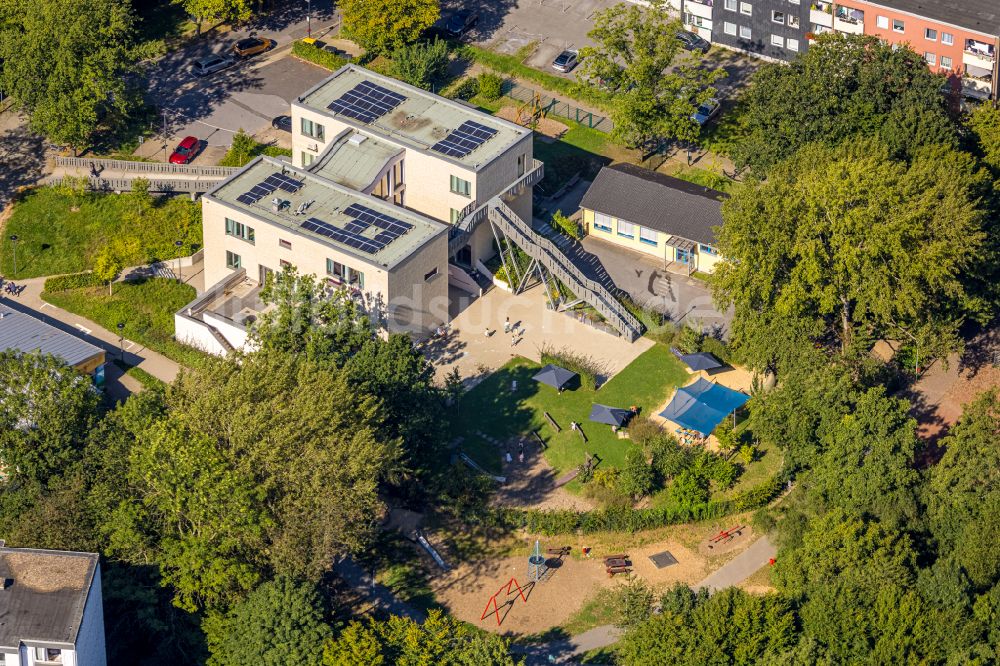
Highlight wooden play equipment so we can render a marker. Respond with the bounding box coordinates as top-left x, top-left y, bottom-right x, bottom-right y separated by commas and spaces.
480, 577, 530, 627
707, 525, 745, 549
516, 91, 544, 128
